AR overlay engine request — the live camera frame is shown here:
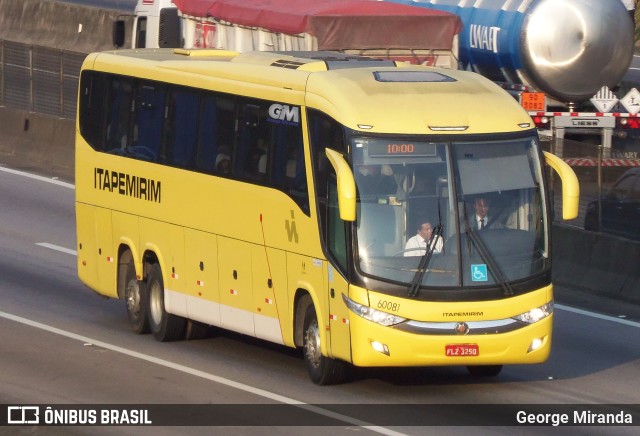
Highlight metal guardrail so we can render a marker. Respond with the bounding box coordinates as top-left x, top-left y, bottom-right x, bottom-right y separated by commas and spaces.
0, 40, 85, 119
